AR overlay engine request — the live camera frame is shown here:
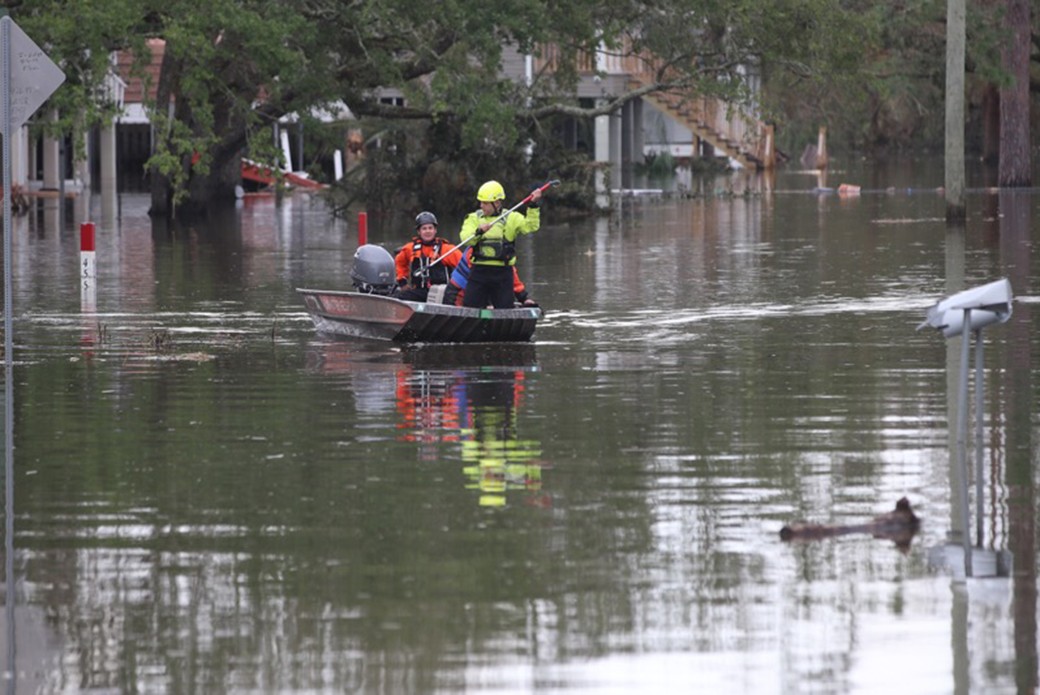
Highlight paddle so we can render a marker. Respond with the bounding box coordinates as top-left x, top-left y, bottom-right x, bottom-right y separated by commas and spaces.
418, 180, 560, 275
